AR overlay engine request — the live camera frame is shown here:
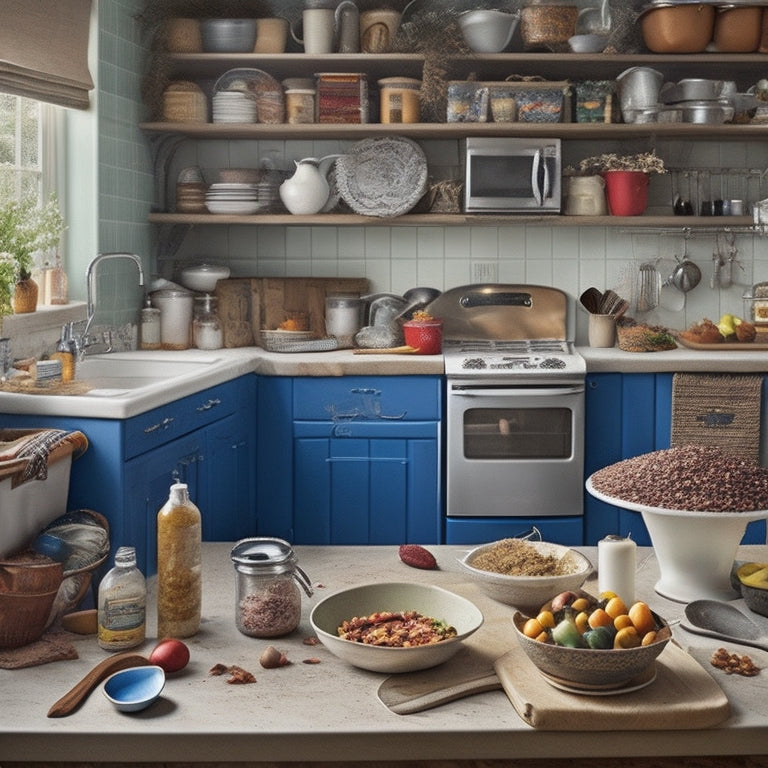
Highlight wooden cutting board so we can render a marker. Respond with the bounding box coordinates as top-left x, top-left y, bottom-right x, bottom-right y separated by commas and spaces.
378, 642, 730, 729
